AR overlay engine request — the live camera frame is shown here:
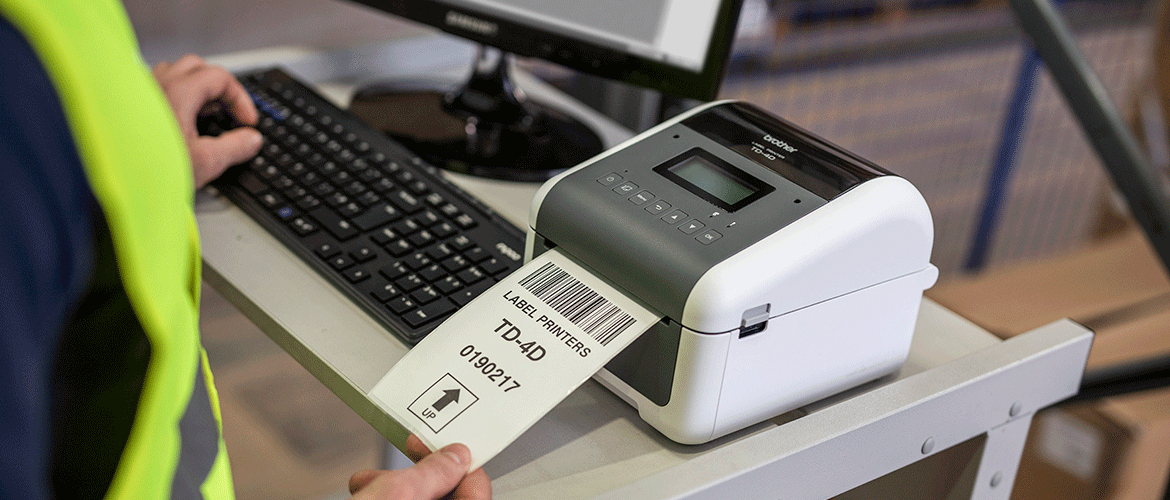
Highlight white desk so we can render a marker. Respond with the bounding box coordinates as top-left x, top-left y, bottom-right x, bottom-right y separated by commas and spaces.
197, 42, 1092, 499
